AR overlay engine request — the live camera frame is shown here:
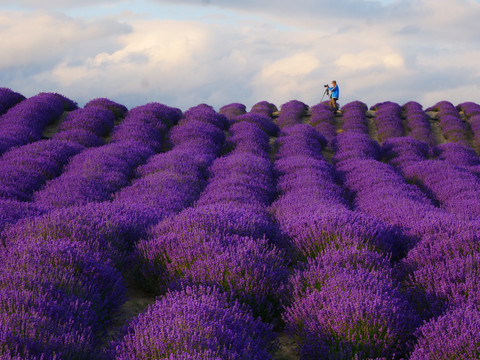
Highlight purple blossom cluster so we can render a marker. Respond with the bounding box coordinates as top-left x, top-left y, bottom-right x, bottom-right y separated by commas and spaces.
436, 142, 480, 175
427, 100, 470, 146
111, 102, 181, 151
402, 159, 480, 219
228, 121, 271, 157
309, 102, 337, 142
33, 103, 180, 209
33, 141, 153, 209
270, 122, 417, 358
219, 102, 247, 125
84, 97, 129, 119
339, 101, 369, 134
113, 104, 226, 221
3, 202, 158, 266
0, 235, 126, 359
0, 87, 25, 115
382, 135, 480, 318
0, 92, 76, 155
400, 226, 480, 316
250, 100, 278, 117
0, 139, 84, 202
284, 262, 419, 359
275, 100, 308, 128
382, 137, 432, 172
410, 304, 480, 359
134, 108, 288, 327
275, 124, 327, 161
235, 113, 280, 136
370, 101, 405, 142
403, 101, 436, 145
0, 200, 43, 235
333, 132, 439, 241
179, 104, 228, 130
109, 286, 278, 360
55, 106, 116, 141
